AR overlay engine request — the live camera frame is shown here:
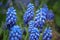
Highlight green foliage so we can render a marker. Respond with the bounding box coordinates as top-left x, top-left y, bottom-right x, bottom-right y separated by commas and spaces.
53, 1, 60, 14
